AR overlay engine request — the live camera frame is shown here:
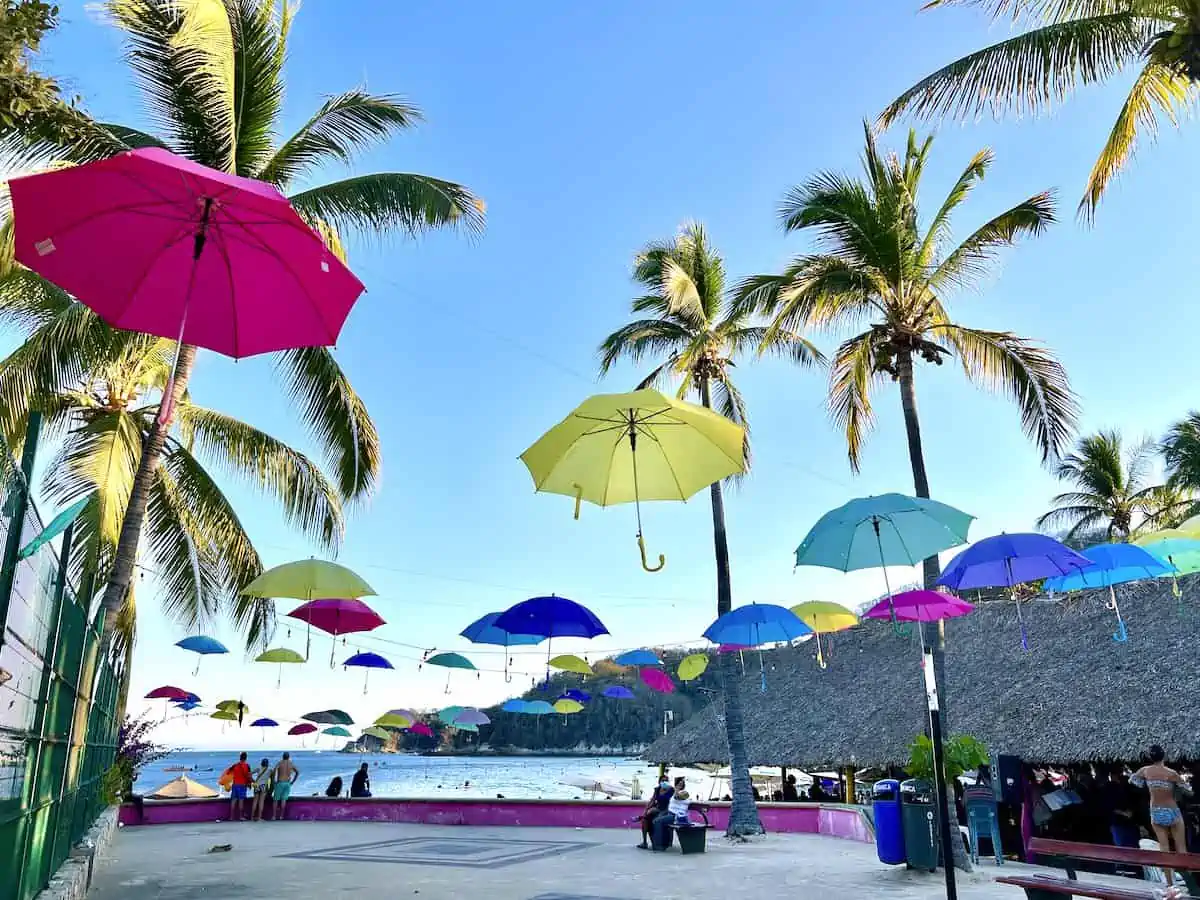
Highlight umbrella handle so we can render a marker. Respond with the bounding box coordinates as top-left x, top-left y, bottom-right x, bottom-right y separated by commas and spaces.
815, 633, 827, 670
1112, 617, 1128, 643
573, 484, 583, 520
637, 534, 665, 572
